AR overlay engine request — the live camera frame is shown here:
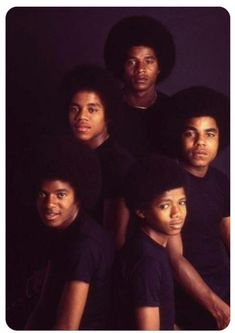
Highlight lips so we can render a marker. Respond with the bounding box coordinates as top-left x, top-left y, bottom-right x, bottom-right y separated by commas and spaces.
74, 123, 91, 133
134, 76, 148, 83
43, 211, 60, 221
192, 149, 208, 159
169, 220, 183, 230
193, 149, 208, 155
